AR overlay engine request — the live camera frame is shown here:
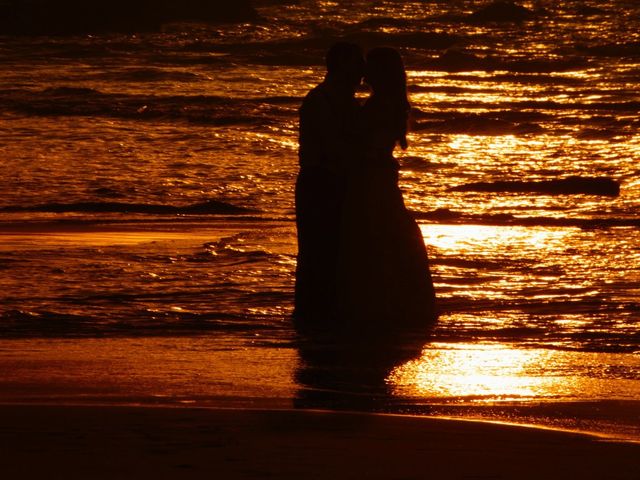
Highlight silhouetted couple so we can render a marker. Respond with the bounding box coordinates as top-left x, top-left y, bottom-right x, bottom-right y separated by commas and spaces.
294, 42, 437, 333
